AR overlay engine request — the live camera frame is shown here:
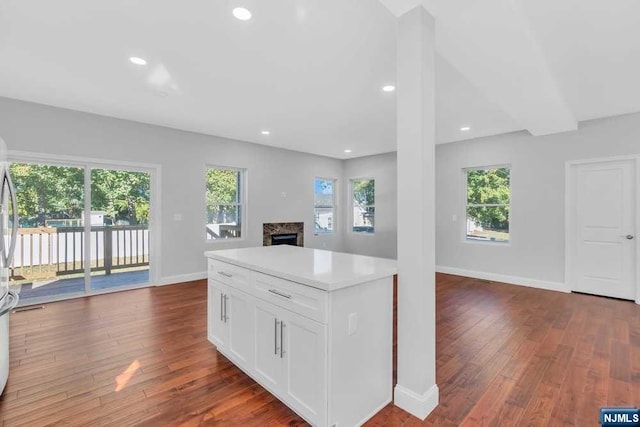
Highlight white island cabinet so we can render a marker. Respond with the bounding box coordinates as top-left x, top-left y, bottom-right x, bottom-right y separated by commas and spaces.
205, 245, 397, 427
